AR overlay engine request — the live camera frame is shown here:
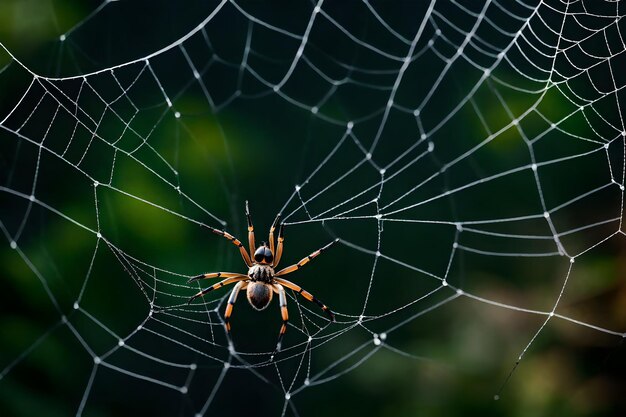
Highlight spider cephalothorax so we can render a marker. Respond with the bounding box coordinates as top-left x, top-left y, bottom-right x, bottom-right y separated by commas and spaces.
187, 201, 337, 353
